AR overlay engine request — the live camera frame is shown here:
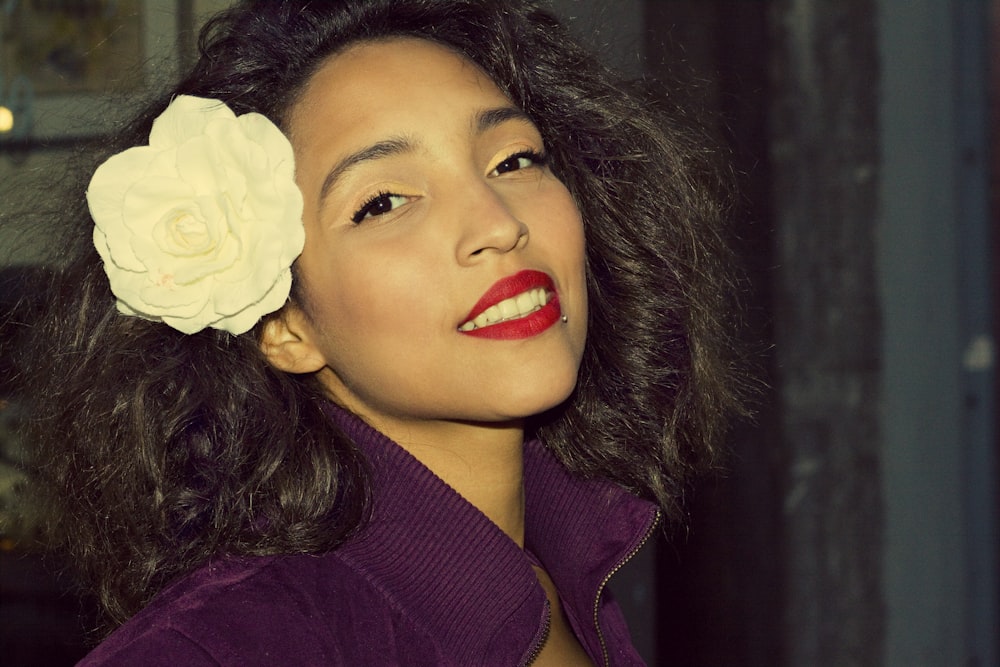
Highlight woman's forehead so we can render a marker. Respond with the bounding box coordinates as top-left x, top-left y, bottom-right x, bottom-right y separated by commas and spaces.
286, 38, 521, 160
292, 38, 507, 119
